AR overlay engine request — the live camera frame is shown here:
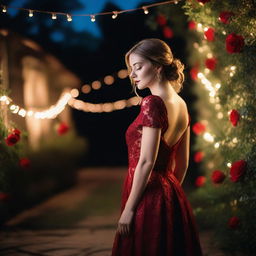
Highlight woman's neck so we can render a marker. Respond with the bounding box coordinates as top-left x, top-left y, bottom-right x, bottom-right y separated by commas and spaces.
149, 80, 176, 100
